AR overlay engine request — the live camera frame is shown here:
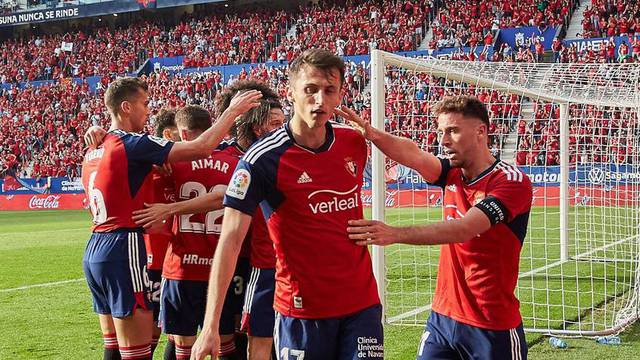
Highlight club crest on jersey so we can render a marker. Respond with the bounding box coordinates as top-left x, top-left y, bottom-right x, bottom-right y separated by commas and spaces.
226, 169, 251, 200
473, 191, 486, 205
345, 158, 358, 177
